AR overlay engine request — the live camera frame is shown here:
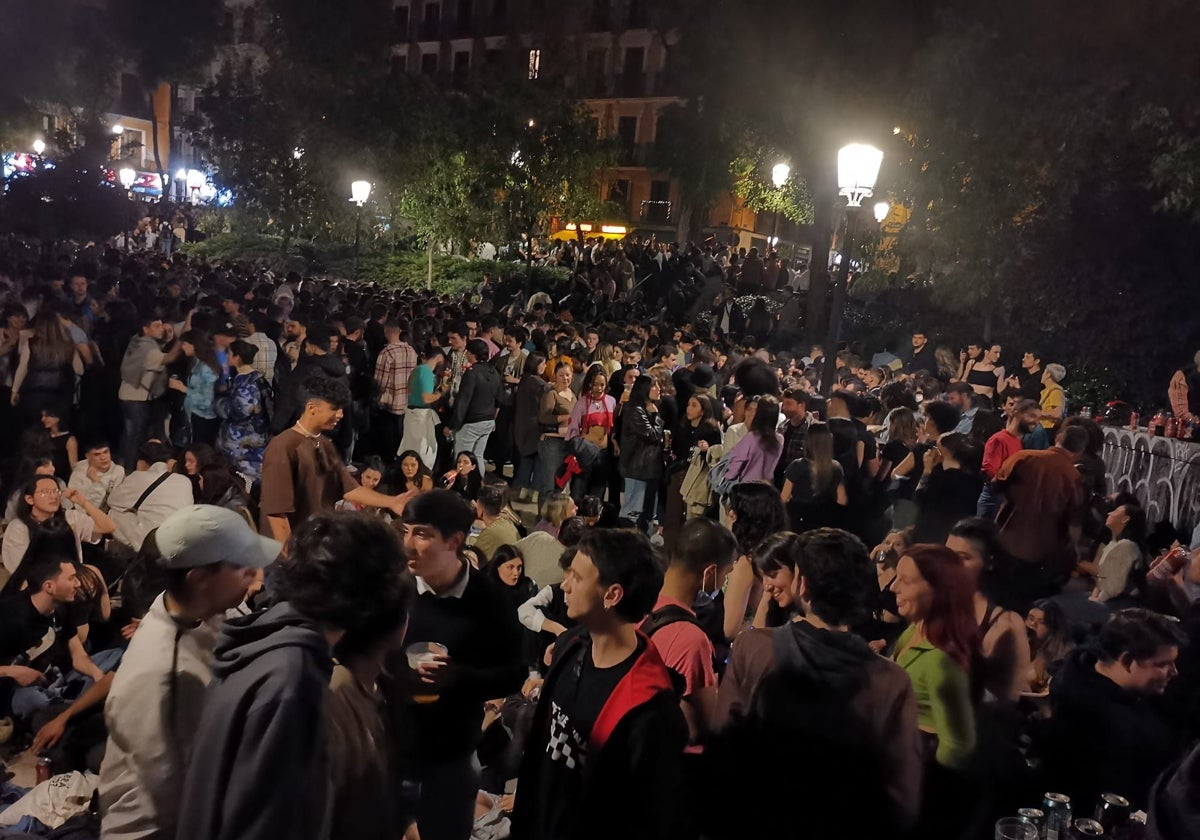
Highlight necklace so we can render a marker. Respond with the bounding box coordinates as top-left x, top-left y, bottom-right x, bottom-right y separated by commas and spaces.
293, 421, 322, 449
